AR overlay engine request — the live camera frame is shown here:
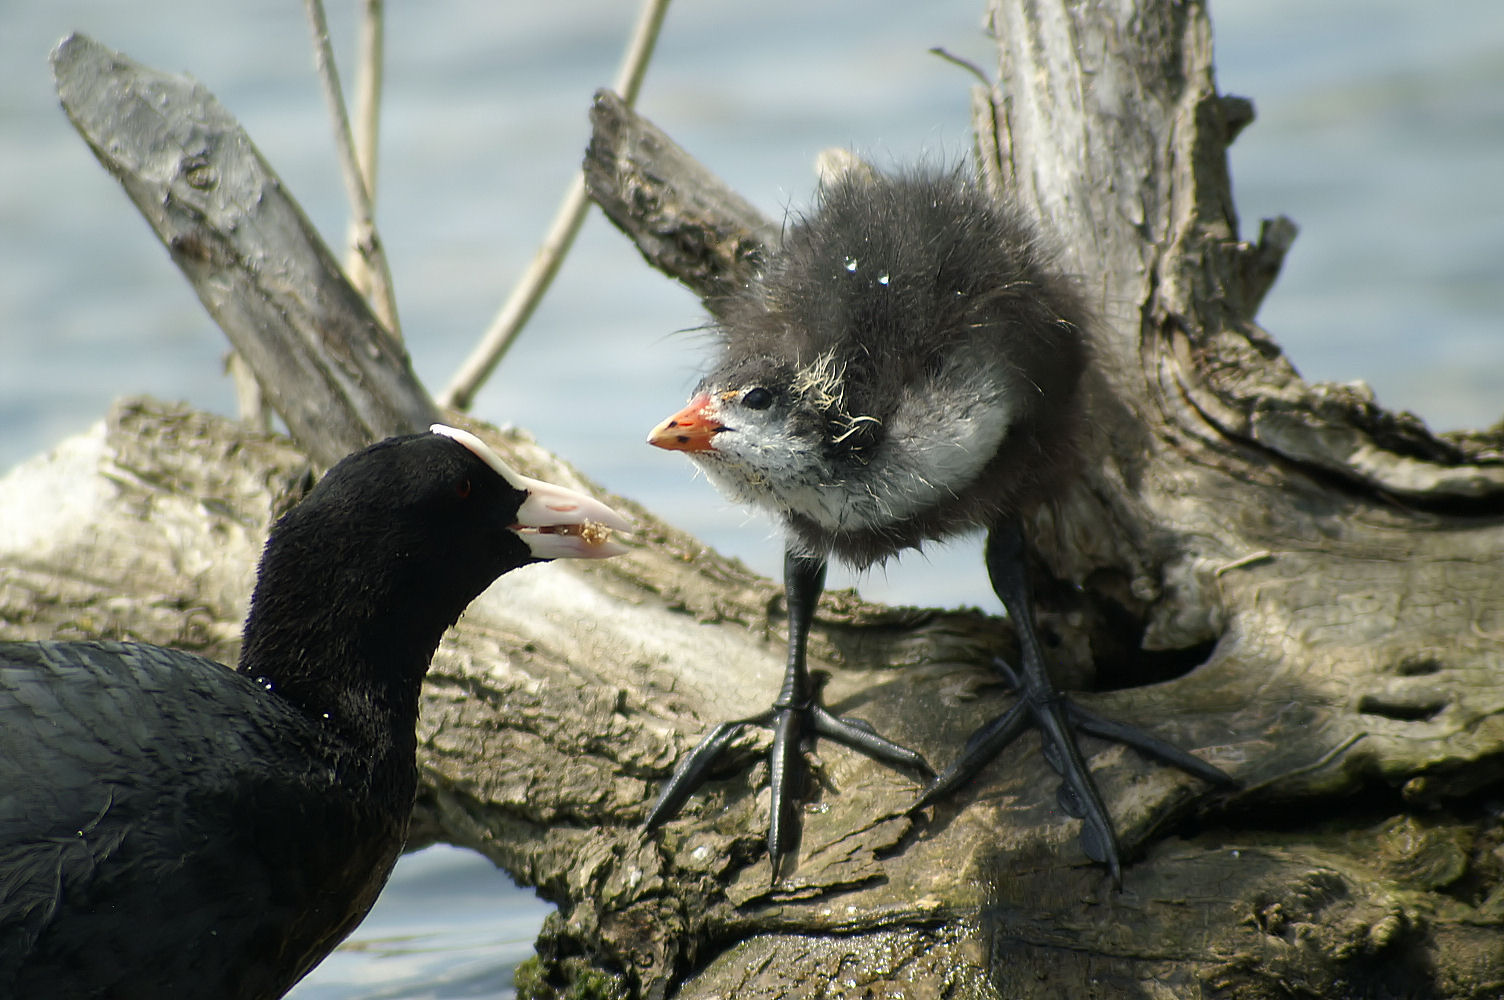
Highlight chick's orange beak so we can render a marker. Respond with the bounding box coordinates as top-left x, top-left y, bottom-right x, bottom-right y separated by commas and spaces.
648, 393, 724, 453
